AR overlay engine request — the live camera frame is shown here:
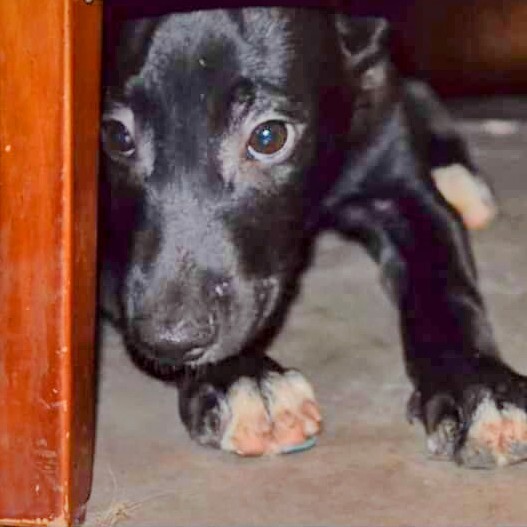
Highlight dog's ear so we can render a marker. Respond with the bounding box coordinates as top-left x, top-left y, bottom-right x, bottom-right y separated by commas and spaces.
334, 15, 390, 73
334, 15, 394, 136
104, 17, 160, 92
